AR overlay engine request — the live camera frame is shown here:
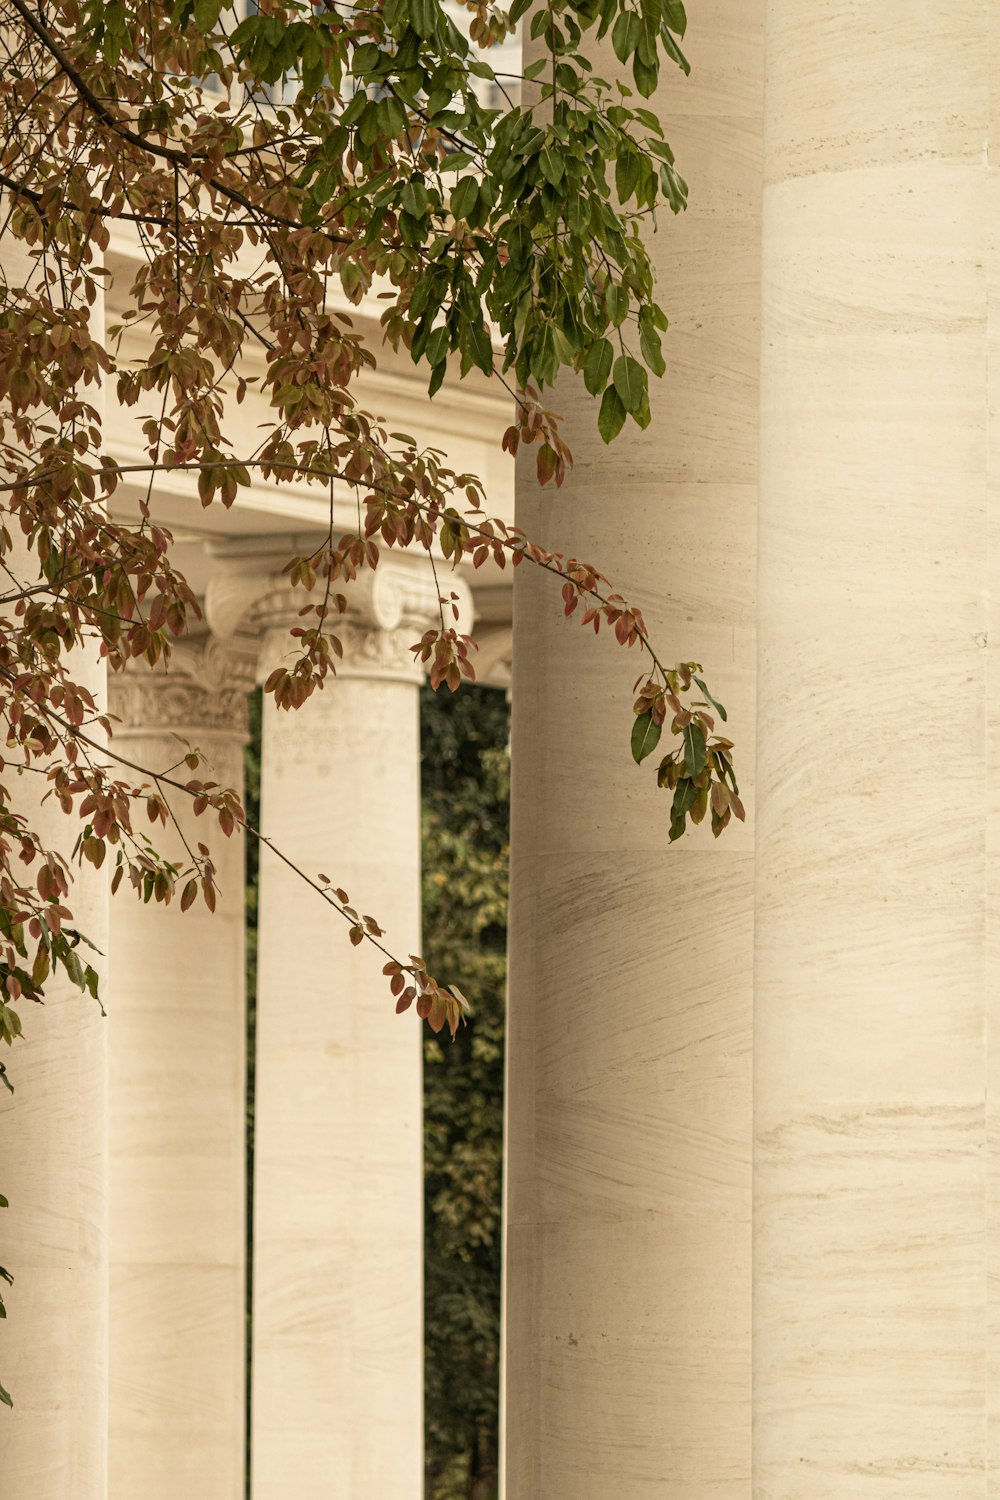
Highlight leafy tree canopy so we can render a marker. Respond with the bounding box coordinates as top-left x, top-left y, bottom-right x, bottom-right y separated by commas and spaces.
0, 0, 741, 1020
